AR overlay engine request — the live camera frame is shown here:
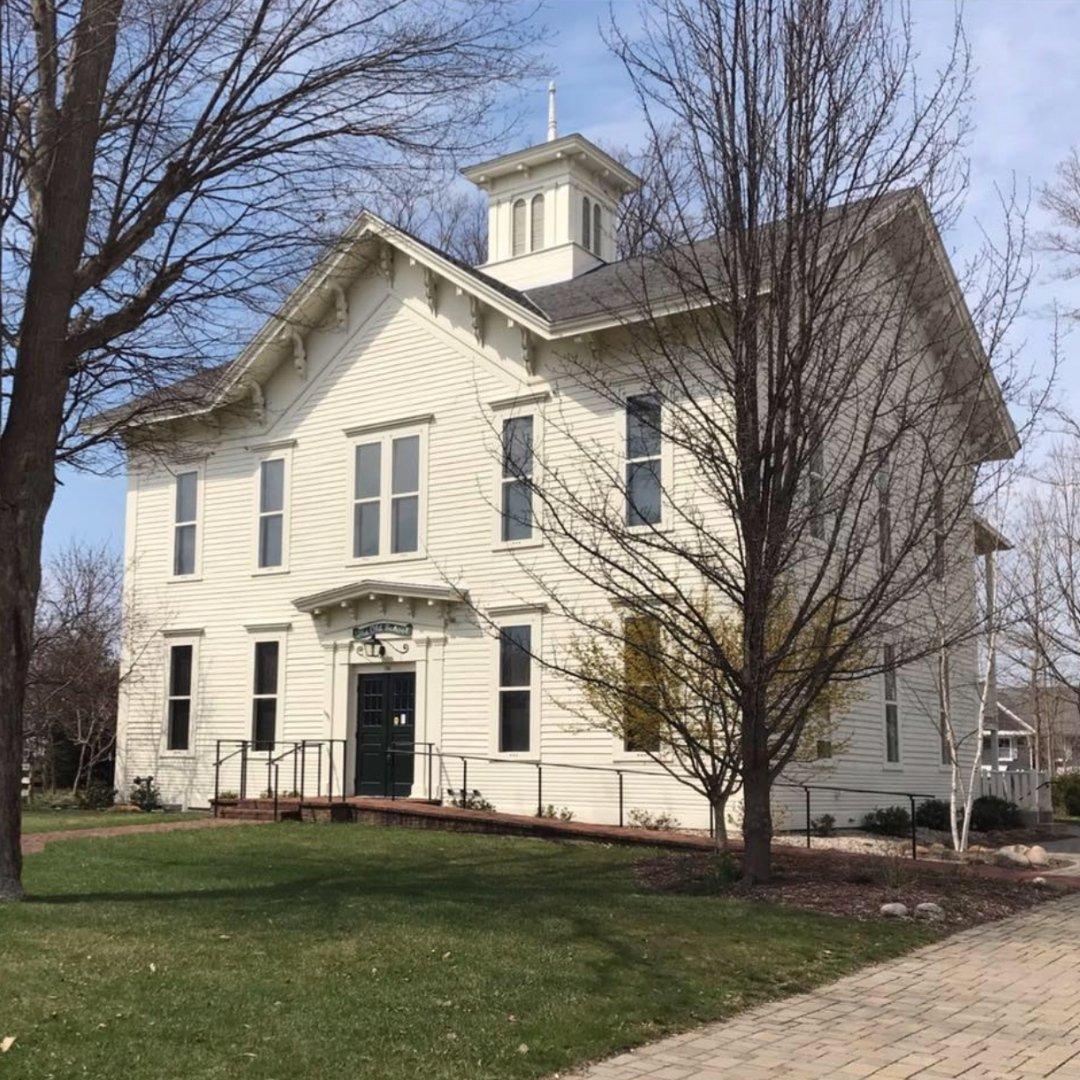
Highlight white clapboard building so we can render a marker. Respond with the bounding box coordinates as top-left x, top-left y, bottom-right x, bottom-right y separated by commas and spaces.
110, 104, 1015, 831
